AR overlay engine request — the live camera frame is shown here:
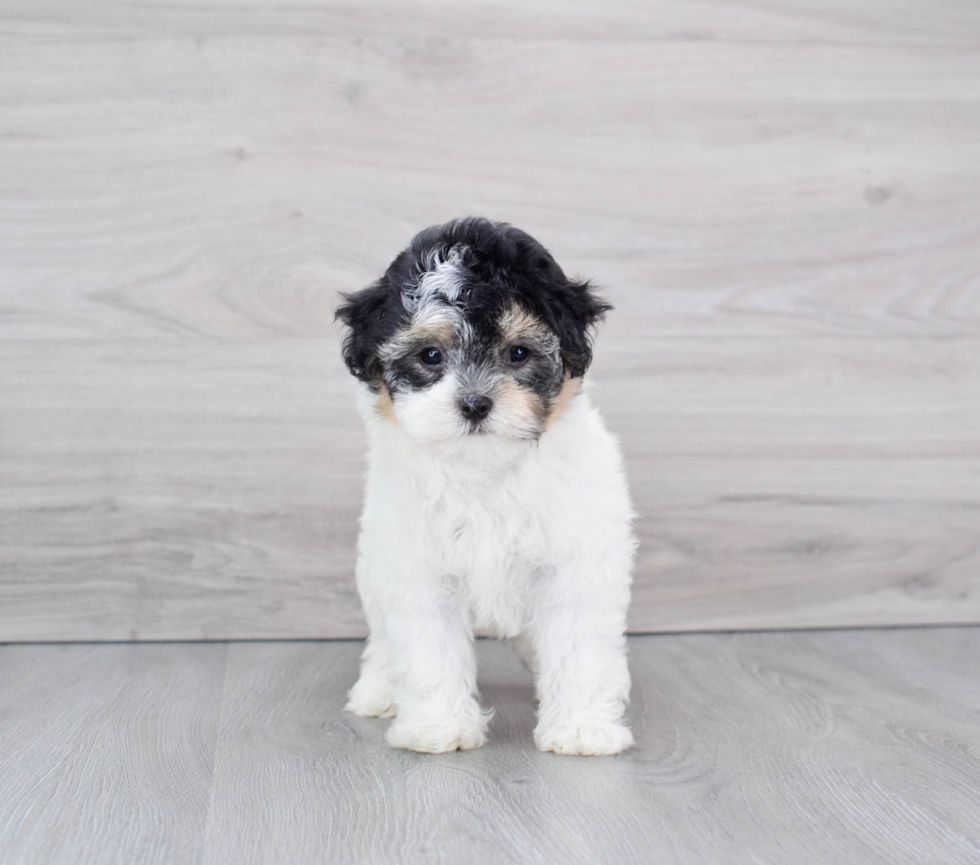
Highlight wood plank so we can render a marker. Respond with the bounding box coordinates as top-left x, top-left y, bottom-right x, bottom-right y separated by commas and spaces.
0, 642, 227, 865
5, 0, 980, 44
0, 340, 364, 641
627, 461, 980, 631
184, 632, 980, 862
622, 628, 980, 863
1, 336, 976, 640
1, 29, 978, 341
600, 334, 980, 631
2, 631, 977, 863
1, 0, 978, 639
